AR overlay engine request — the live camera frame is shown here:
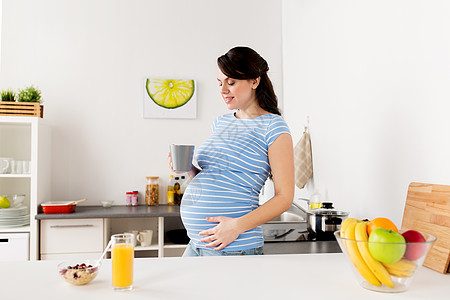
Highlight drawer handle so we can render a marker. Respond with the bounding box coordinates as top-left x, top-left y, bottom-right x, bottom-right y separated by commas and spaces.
0, 239, 8, 243
50, 224, 95, 228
